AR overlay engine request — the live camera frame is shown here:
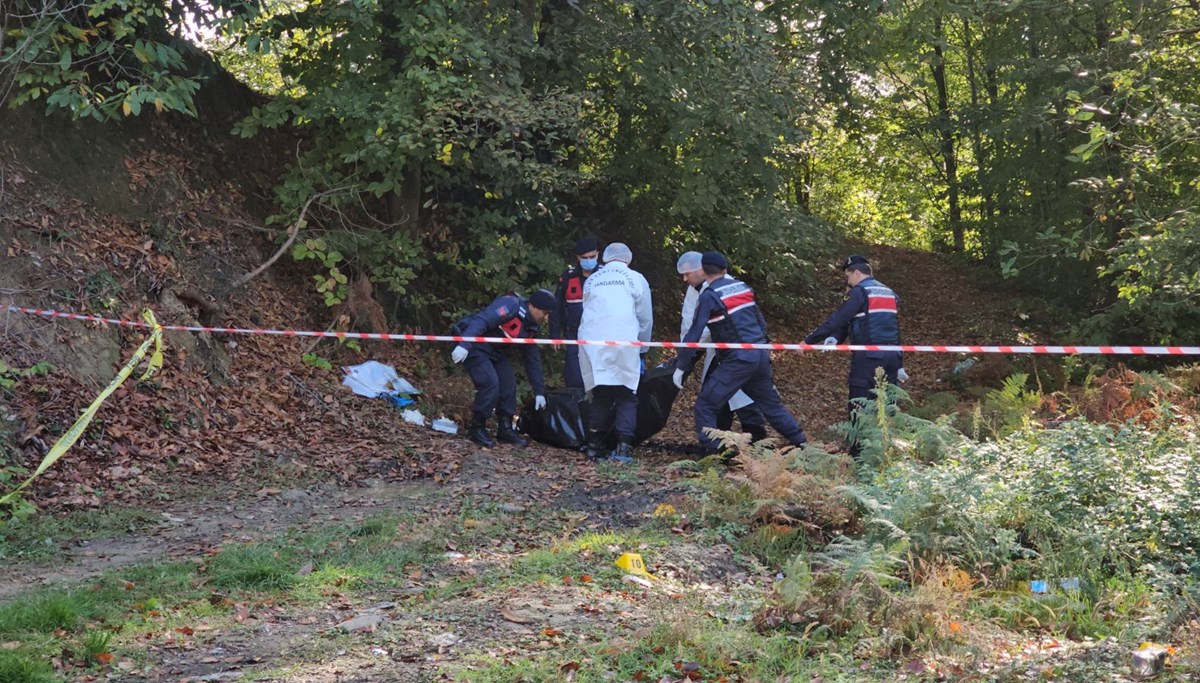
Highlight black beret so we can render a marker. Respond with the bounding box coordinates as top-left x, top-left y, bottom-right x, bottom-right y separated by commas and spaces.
841, 254, 870, 269
573, 236, 599, 255
528, 288, 556, 311
701, 251, 729, 269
